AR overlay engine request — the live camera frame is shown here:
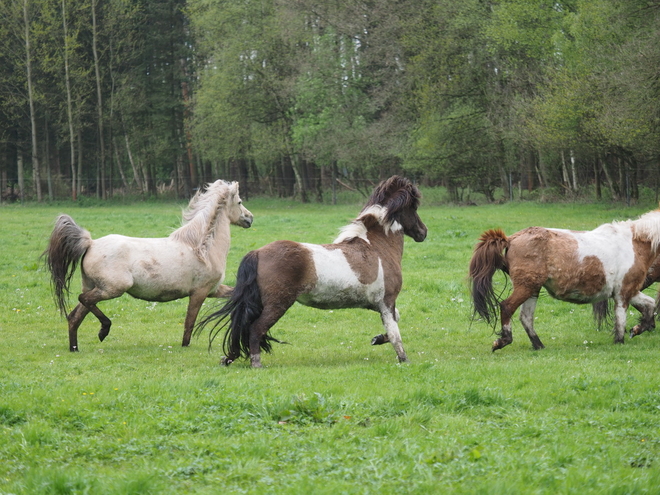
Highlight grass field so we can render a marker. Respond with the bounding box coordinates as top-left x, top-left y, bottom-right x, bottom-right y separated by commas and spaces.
1, 194, 660, 494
